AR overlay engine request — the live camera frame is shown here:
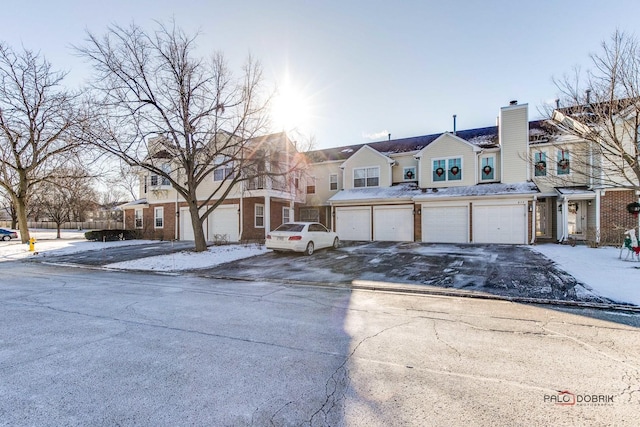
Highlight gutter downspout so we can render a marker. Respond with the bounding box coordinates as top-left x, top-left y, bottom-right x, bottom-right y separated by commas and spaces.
595, 190, 601, 245
175, 191, 179, 241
